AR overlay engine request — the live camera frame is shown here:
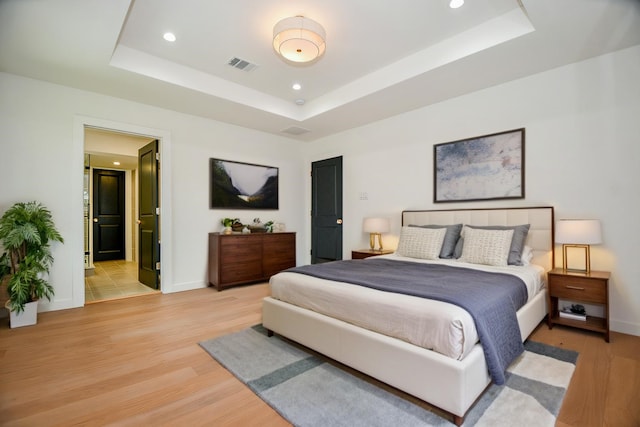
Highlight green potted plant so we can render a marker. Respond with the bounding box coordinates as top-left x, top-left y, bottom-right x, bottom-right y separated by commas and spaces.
0, 201, 63, 327
220, 218, 242, 234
